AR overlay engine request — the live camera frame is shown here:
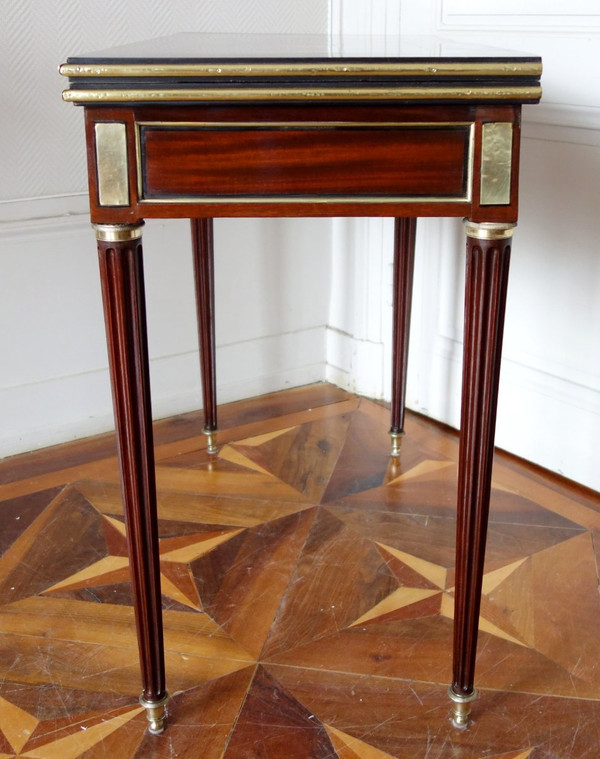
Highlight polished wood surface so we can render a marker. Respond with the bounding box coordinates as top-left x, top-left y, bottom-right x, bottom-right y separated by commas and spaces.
1, 385, 599, 757
96, 233, 167, 706
390, 217, 416, 436
191, 218, 217, 435
453, 230, 512, 697
59, 32, 543, 65
141, 123, 470, 200
82, 103, 524, 222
